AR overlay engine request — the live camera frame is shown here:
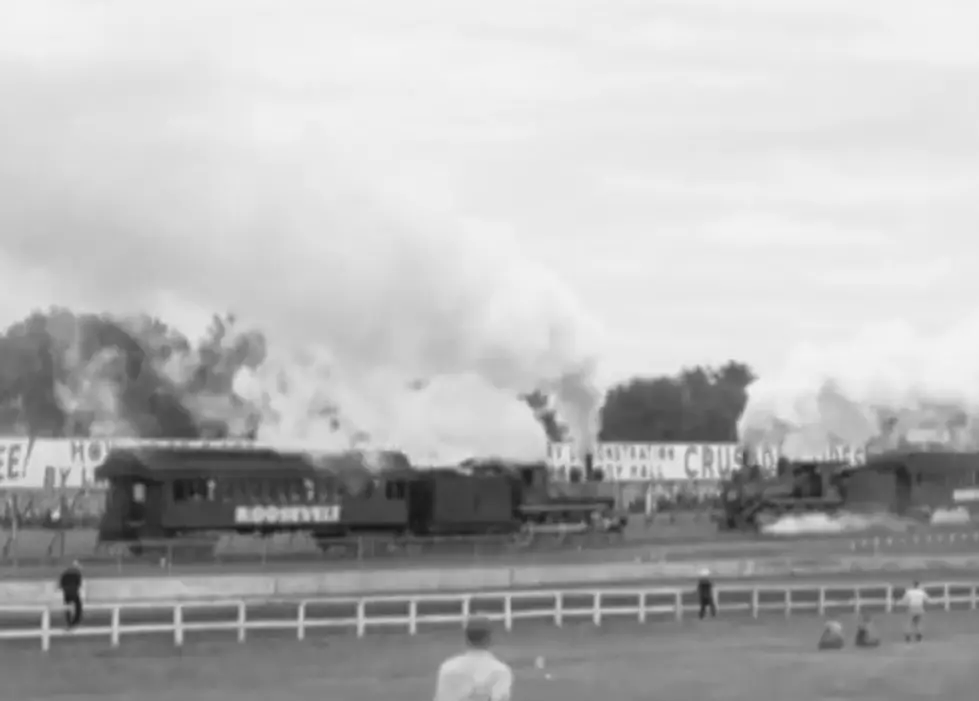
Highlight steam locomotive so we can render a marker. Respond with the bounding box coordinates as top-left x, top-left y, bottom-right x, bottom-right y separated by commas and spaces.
94, 445, 623, 553
718, 450, 979, 530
